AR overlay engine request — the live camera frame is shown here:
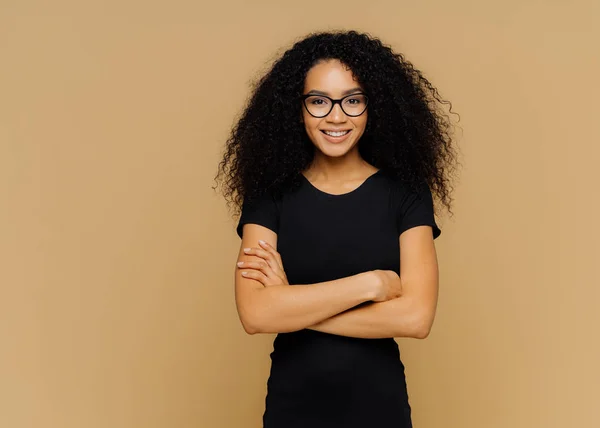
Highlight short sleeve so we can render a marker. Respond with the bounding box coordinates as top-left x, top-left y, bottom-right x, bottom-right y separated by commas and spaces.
236, 192, 280, 239
396, 181, 441, 240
